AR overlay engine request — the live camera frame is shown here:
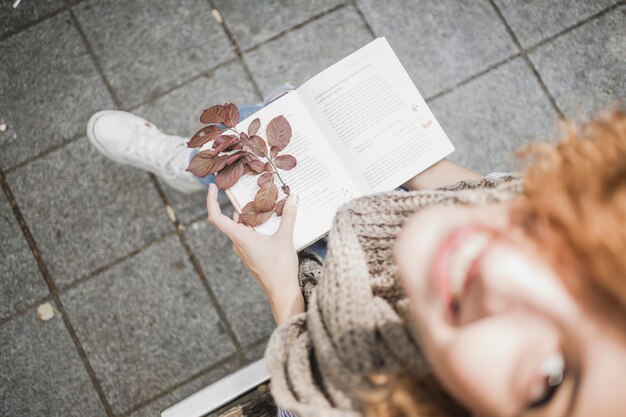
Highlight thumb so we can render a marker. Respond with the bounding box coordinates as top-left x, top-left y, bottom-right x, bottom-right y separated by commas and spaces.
278, 194, 299, 238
